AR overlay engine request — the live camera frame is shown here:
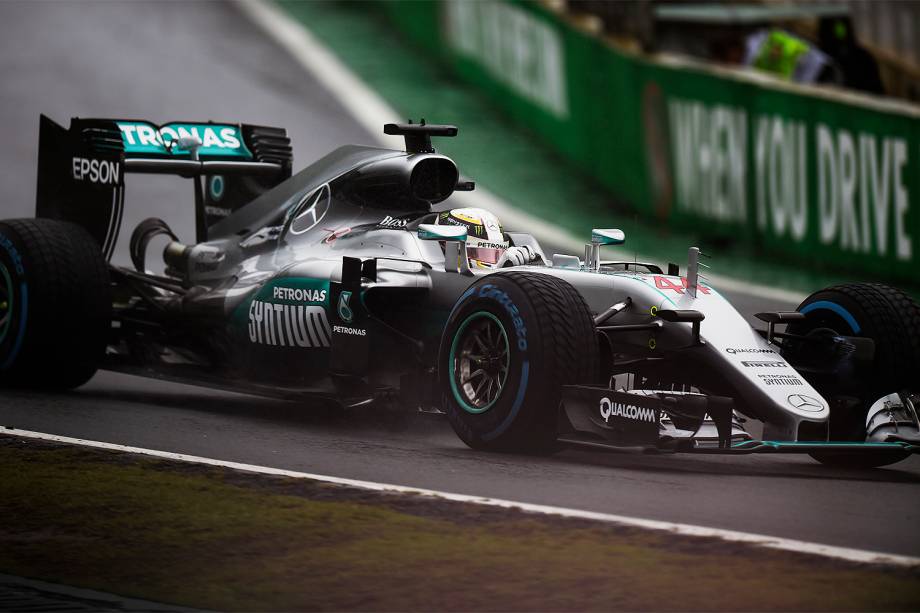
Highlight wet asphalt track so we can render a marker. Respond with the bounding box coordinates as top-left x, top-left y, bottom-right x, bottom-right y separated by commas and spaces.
0, 1, 918, 558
